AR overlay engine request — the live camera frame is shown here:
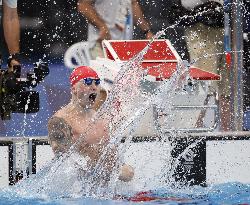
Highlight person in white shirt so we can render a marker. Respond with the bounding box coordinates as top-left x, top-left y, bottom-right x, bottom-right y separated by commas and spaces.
181, 0, 230, 131
77, 0, 154, 59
